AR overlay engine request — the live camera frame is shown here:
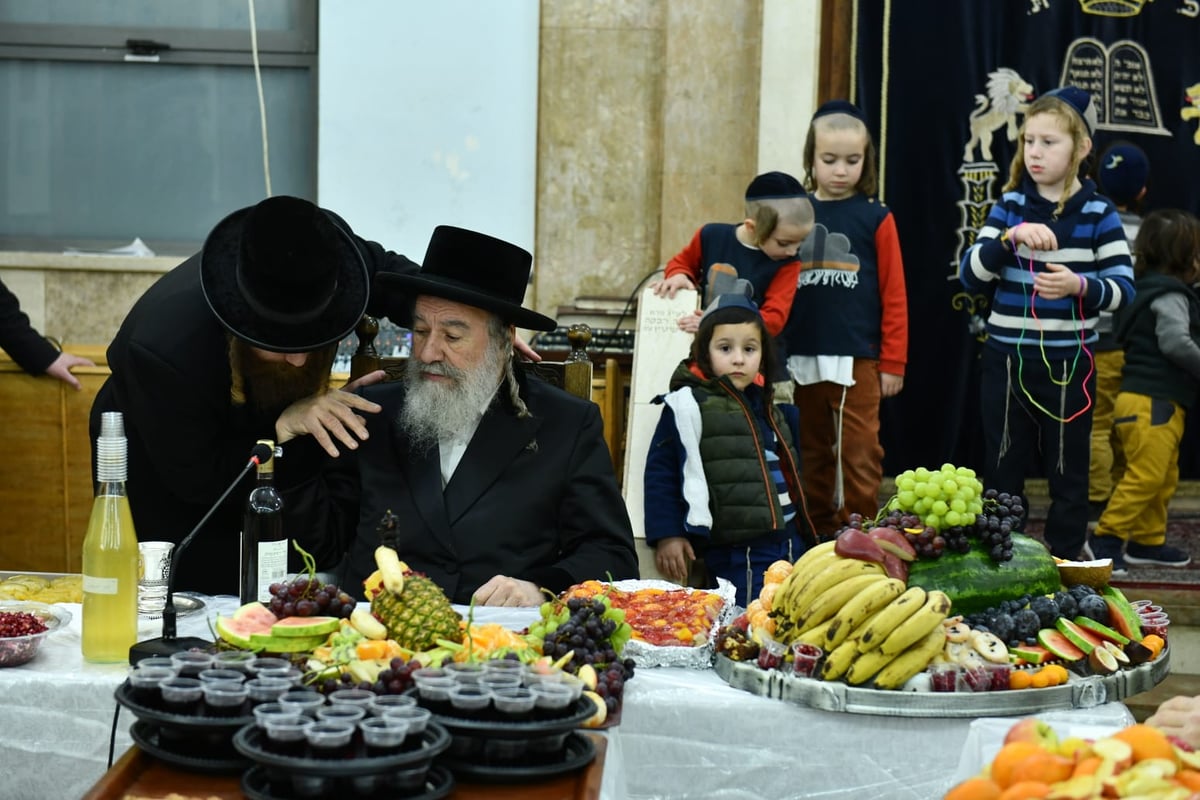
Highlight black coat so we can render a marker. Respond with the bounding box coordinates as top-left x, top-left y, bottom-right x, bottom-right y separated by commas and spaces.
90, 216, 417, 595
0, 279, 58, 374
285, 372, 640, 603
